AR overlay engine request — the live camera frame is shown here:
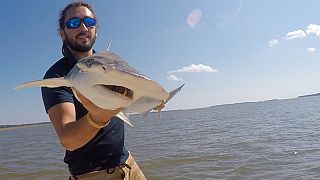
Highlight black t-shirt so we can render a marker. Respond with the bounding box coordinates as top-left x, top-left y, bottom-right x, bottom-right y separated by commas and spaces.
41, 49, 129, 176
